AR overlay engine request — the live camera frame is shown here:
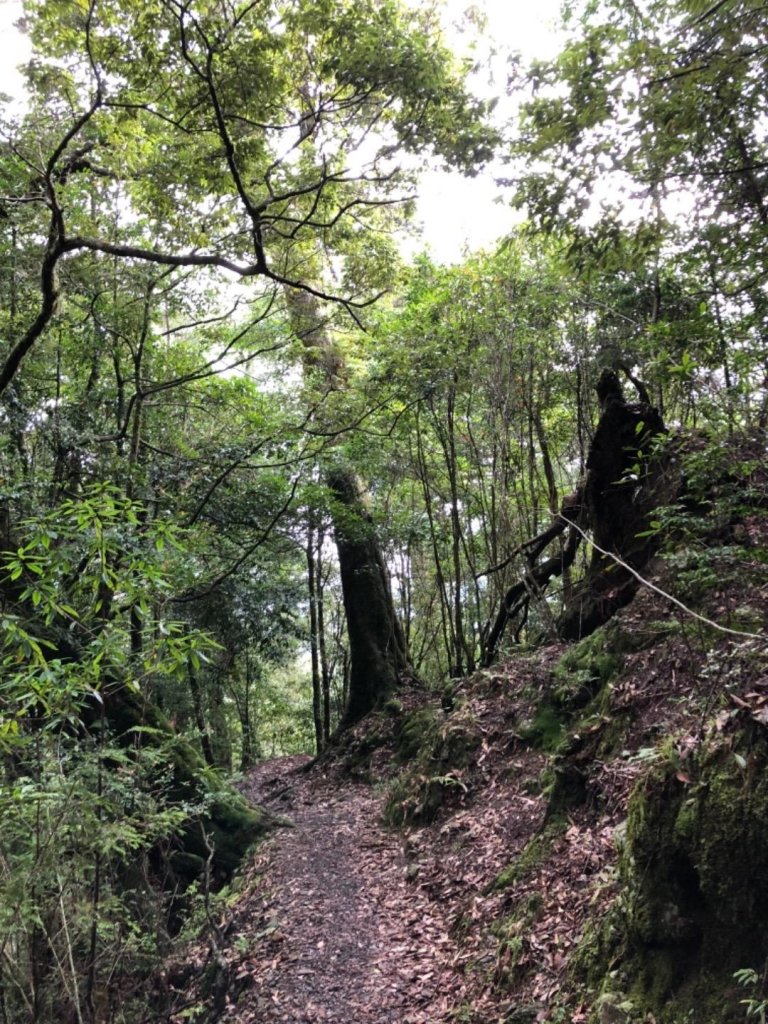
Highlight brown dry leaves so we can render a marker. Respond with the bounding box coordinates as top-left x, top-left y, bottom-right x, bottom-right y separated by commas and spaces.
161, 568, 768, 1024
205, 759, 467, 1024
